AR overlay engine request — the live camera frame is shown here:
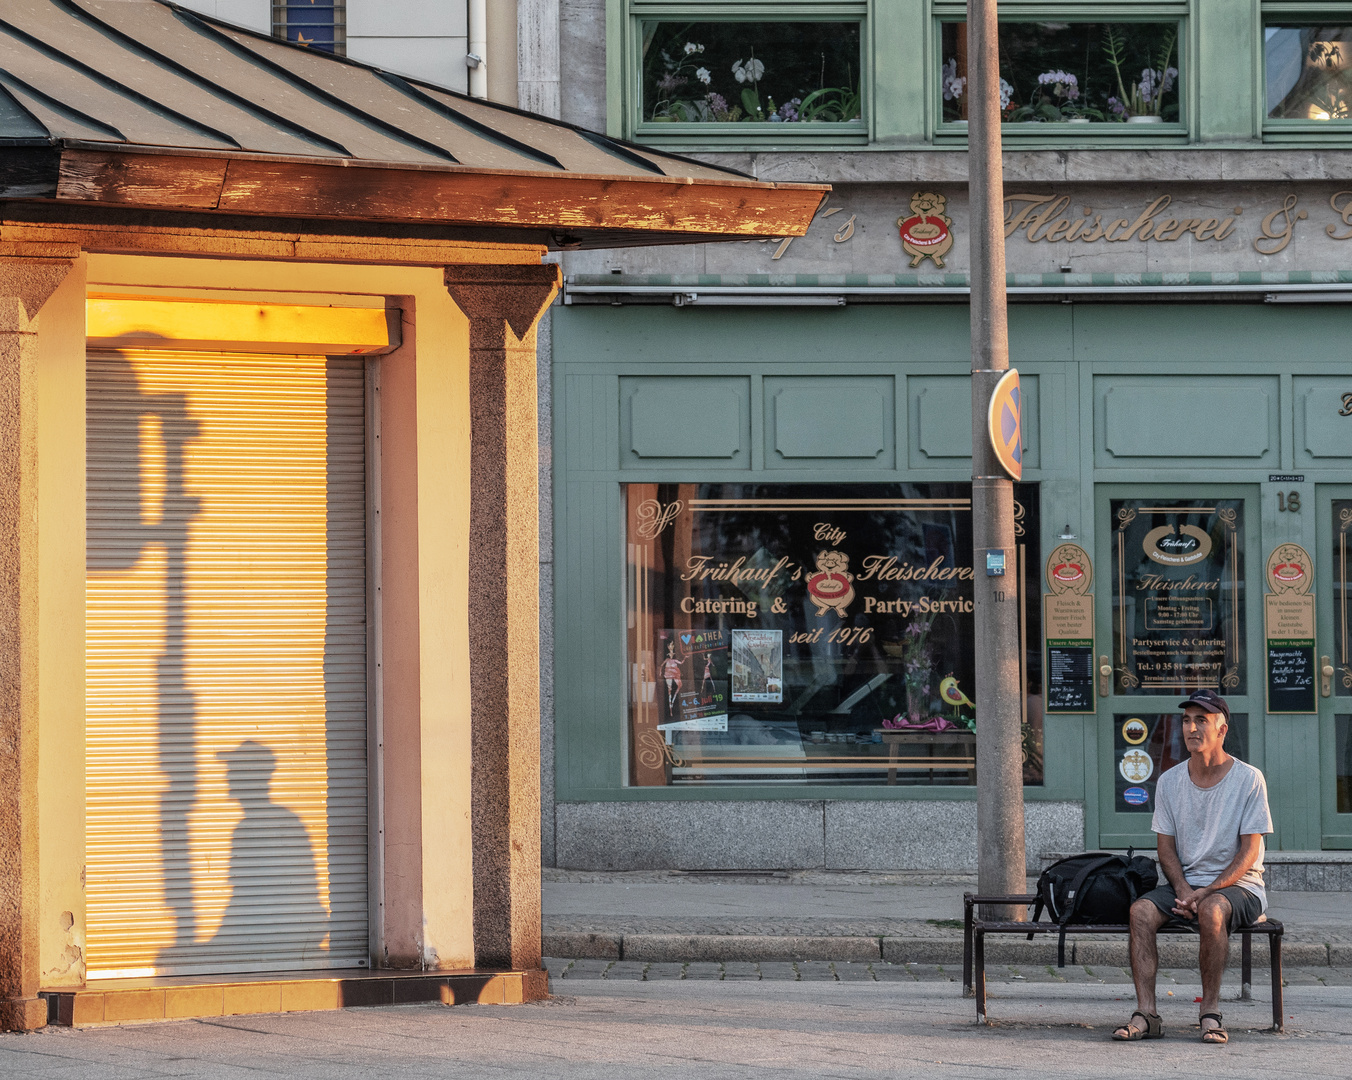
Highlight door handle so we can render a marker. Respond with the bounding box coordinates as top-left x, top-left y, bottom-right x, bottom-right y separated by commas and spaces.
1322, 655, 1335, 698
1099, 655, 1112, 698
